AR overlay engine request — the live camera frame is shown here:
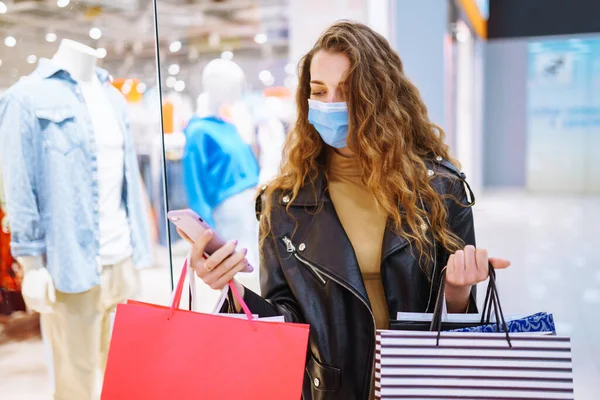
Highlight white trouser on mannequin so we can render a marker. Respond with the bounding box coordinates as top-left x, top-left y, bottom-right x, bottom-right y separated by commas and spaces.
41, 320, 56, 394
212, 188, 260, 294
41, 257, 139, 400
